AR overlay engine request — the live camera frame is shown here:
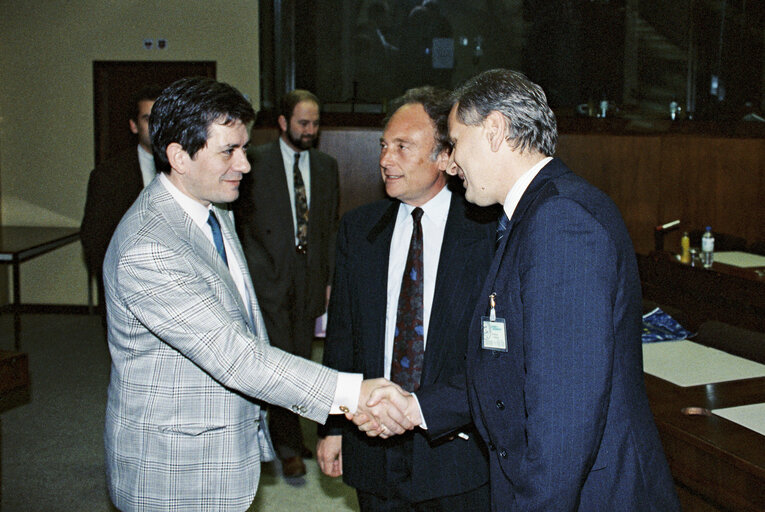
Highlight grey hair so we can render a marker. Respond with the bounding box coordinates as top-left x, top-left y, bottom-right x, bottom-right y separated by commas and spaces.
385, 86, 451, 161
452, 69, 557, 156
